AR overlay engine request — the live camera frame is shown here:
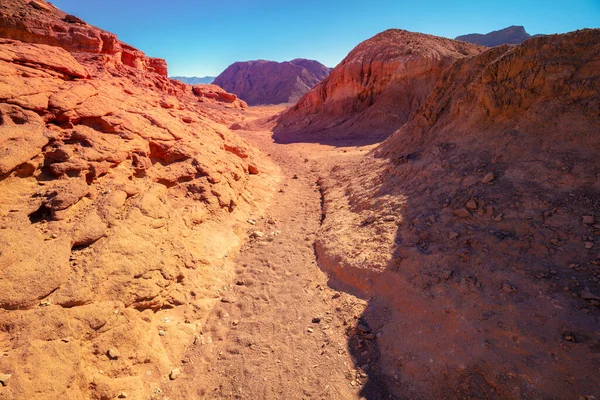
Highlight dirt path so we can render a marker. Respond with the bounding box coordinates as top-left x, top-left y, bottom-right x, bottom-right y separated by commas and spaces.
165, 109, 384, 399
